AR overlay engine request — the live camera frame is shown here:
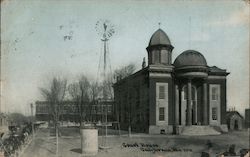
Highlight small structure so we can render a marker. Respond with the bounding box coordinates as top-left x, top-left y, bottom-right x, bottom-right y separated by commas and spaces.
226, 110, 244, 130
80, 126, 98, 156
245, 108, 250, 128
